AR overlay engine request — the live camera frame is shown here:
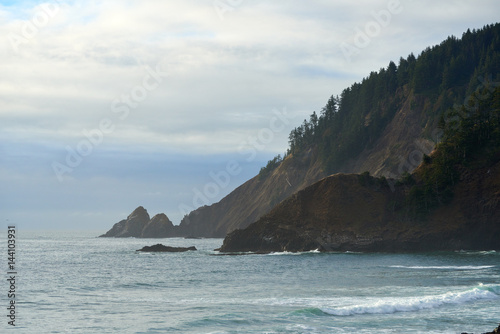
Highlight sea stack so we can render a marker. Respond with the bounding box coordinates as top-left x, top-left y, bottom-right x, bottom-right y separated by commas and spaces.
100, 207, 177, 238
